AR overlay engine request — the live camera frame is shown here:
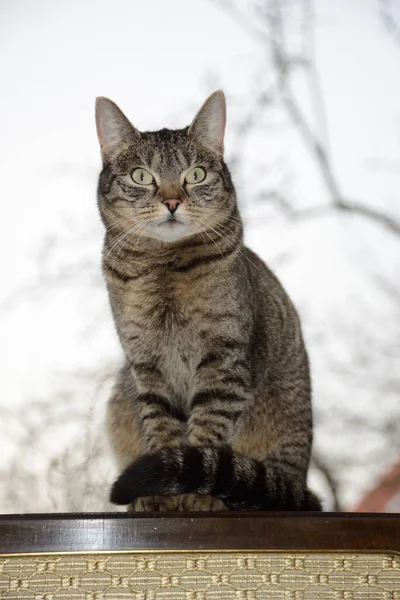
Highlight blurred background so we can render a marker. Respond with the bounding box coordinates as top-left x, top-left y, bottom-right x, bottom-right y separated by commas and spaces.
1, 0, 399, 513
